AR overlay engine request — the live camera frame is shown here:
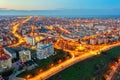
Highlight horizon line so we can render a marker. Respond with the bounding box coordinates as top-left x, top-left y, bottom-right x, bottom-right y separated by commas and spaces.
0, 8, 120, 11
